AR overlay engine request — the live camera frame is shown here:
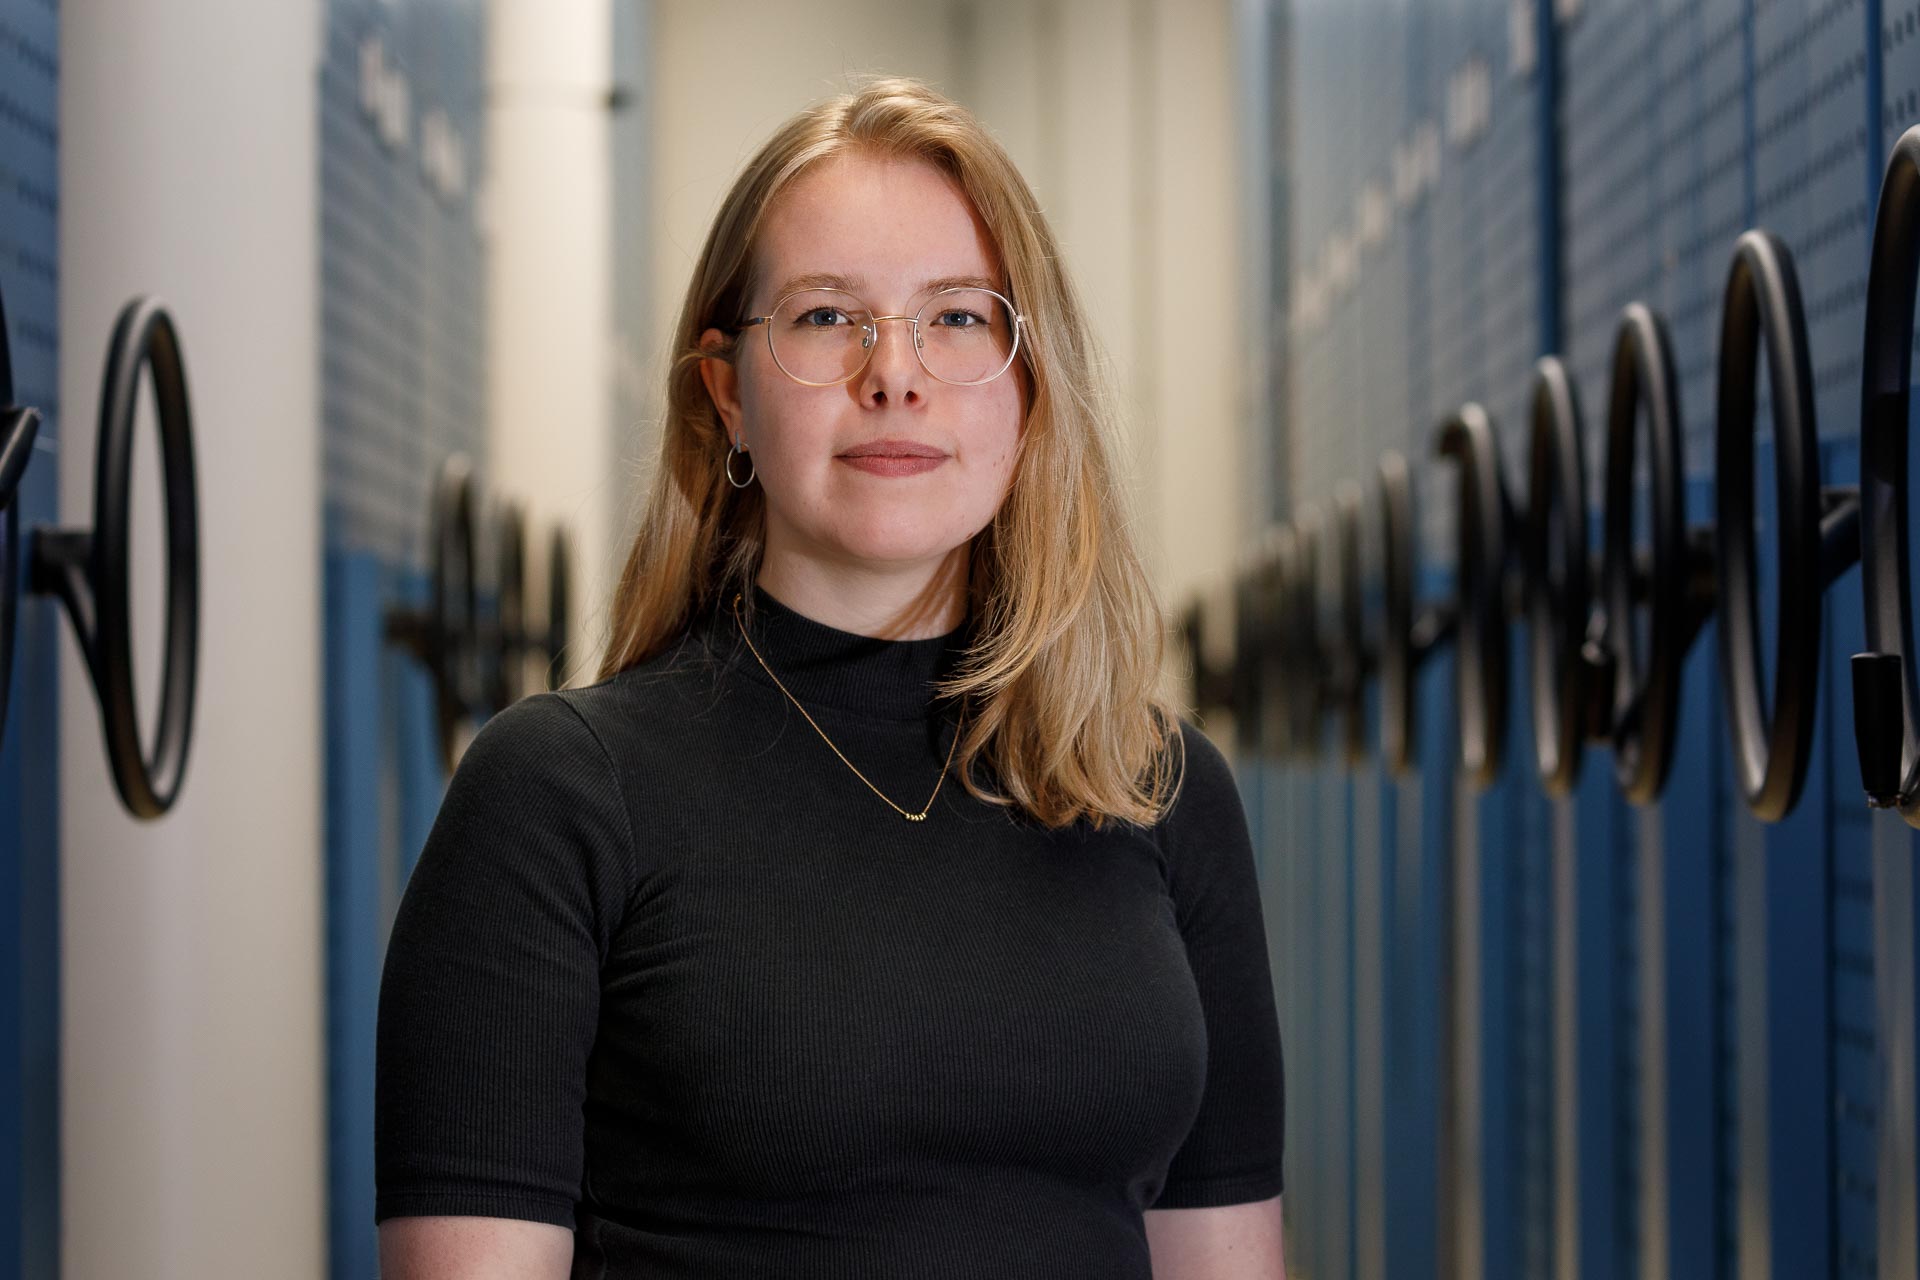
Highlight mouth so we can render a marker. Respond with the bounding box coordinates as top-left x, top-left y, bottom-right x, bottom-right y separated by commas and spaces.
837, 438, 948, 460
